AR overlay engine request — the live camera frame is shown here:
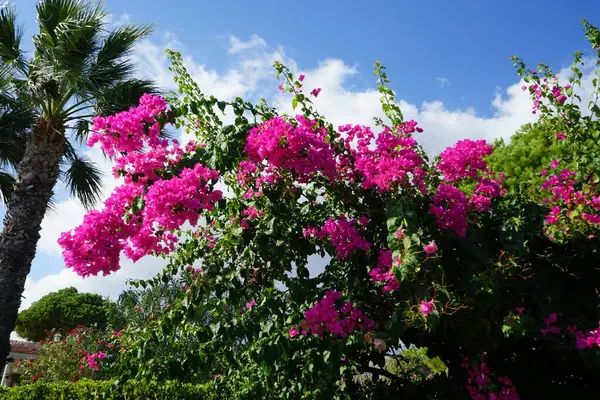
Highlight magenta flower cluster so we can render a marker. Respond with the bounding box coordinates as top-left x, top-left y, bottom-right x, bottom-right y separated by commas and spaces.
437, 139, 493, 182
540, 312, 560, 337
540, 164, 600, 236
300, 290, 374, 337
59, 96, 222, 277
88, 94, 167, 156
431, 140, 504, 236
59, 184, 143, 277
521, 76, 568, 114
60, 163, 222, 276
245, 115, 336, 183
113, 138, 201, 185
337, 121, 425, 192
520, 73, 600, 238
303, 214, 371, 260
419, 299, 435, 316
369, 250, 401, 293
86, 352, 106, 371
573, 321, 600, 350
430, 184, 470, 236
461, 357, 519, 400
